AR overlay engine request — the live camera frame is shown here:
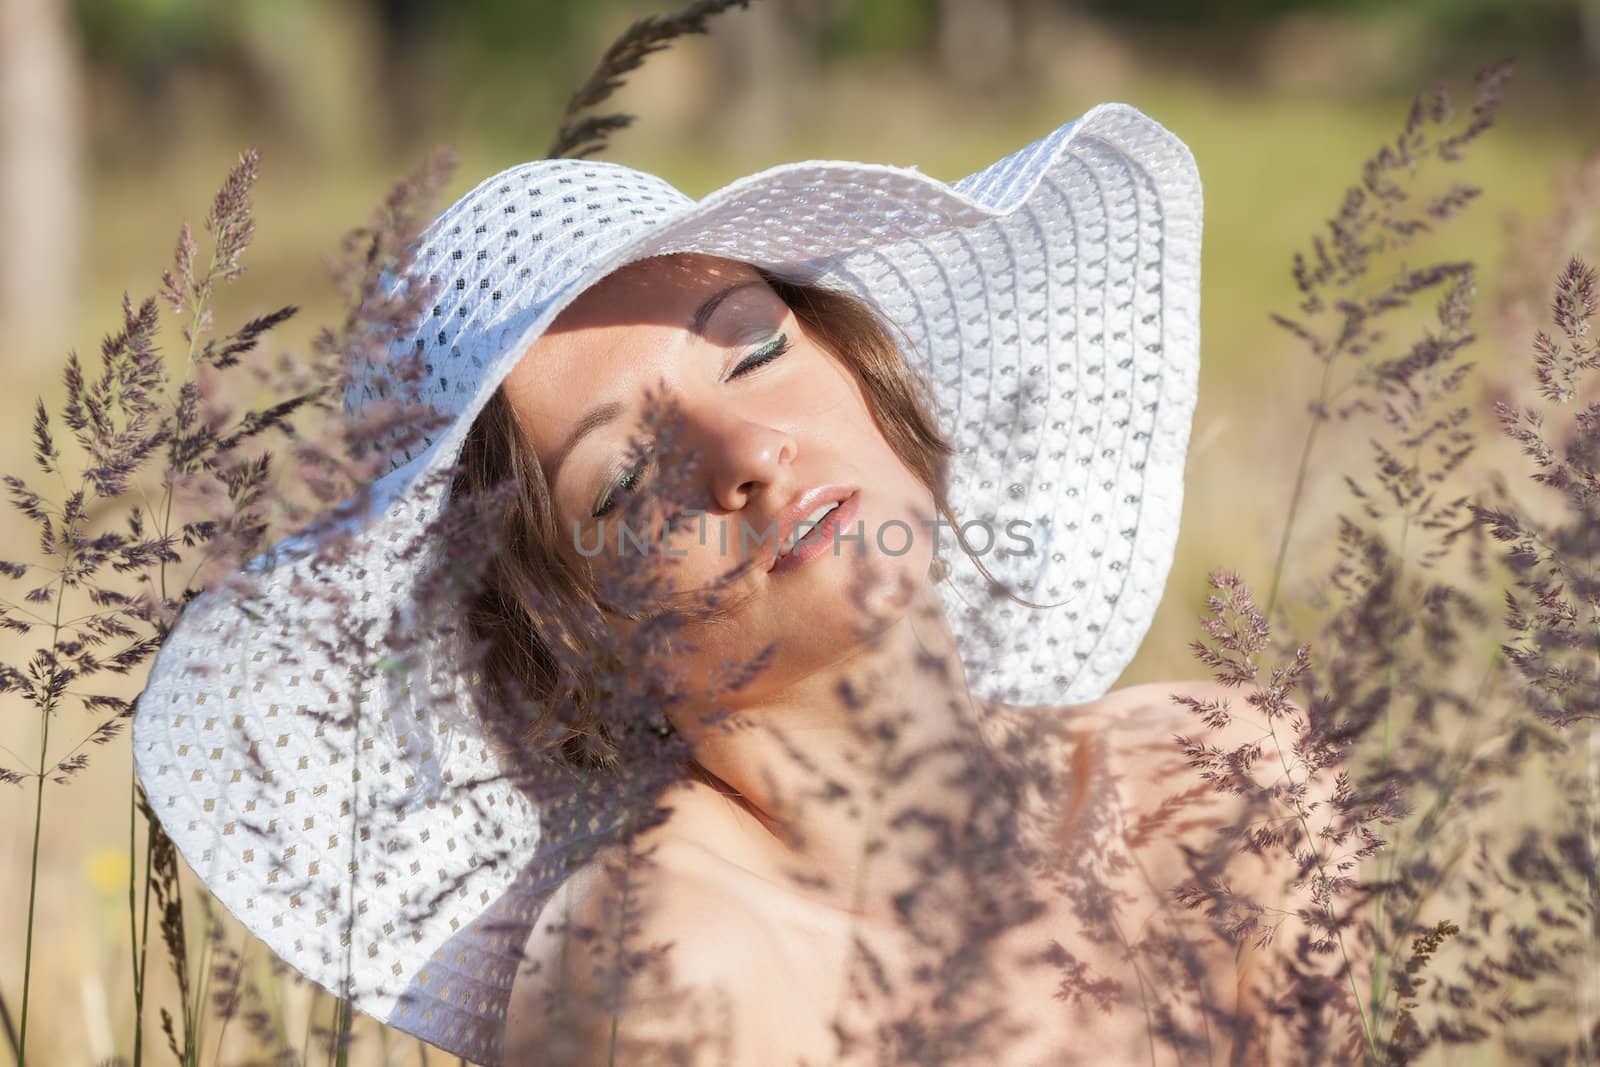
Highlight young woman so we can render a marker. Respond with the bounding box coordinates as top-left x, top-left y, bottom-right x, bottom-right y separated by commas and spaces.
476, 252, 1270, 1066
135, 103, 1347, 1065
